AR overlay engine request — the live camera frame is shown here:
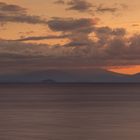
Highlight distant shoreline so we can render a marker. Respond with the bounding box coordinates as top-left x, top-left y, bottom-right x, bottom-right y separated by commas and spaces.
0, 82, 140, 85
